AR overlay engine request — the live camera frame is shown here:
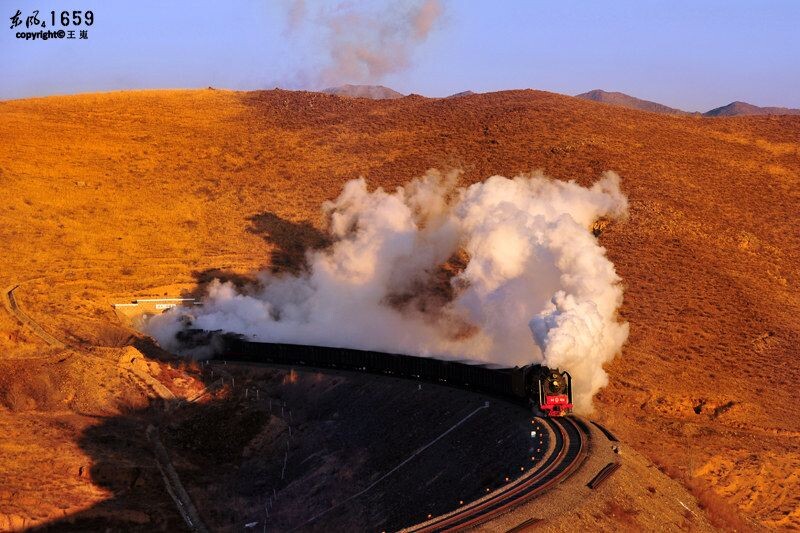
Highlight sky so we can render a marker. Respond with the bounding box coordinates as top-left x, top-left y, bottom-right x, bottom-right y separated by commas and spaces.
1, 0, 799, 111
